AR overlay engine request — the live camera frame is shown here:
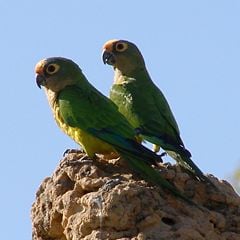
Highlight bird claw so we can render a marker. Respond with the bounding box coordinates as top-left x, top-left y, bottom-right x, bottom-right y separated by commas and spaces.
159, 152, 167, 158
63, 148, 84, 156
154, 151, 167, 164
